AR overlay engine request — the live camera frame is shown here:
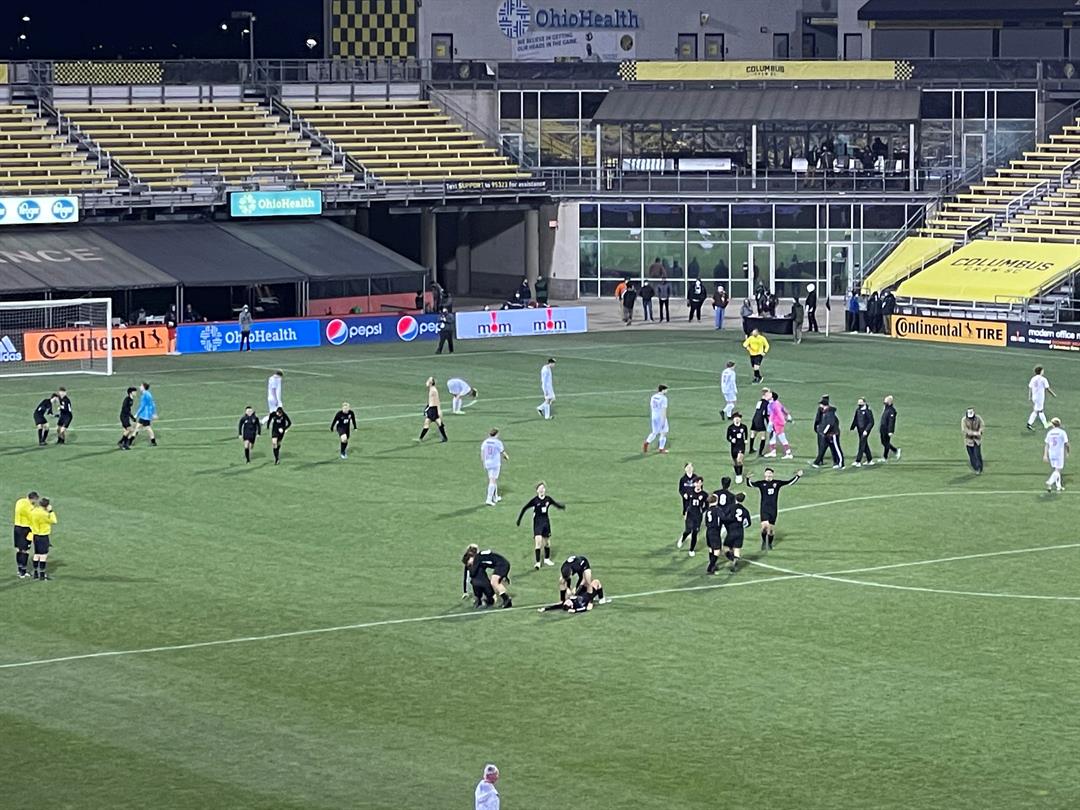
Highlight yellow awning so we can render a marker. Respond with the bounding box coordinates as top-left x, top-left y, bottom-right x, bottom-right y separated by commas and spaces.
896, 240, 1080, 303
861, 237, 954, 294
